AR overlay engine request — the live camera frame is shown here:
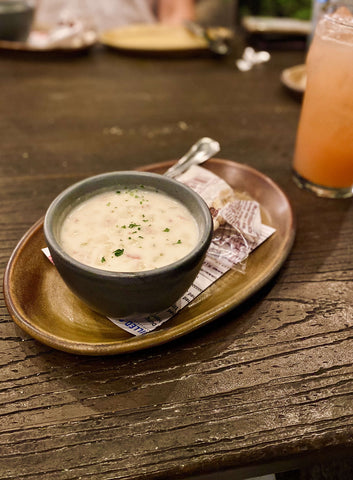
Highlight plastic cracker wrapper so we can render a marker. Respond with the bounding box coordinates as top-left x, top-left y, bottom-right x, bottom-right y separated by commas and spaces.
176, 165, 235, 229
177, 165, 262, 272
42, 165, 276, 336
